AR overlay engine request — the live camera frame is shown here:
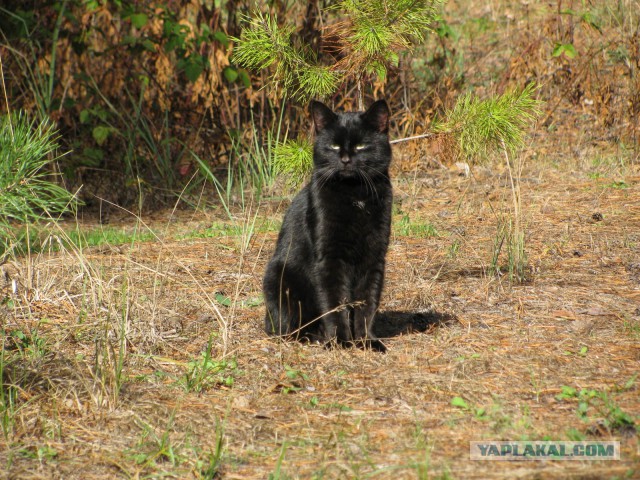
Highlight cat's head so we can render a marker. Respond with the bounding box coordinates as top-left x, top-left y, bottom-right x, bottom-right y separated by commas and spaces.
310, 100, 391, 181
